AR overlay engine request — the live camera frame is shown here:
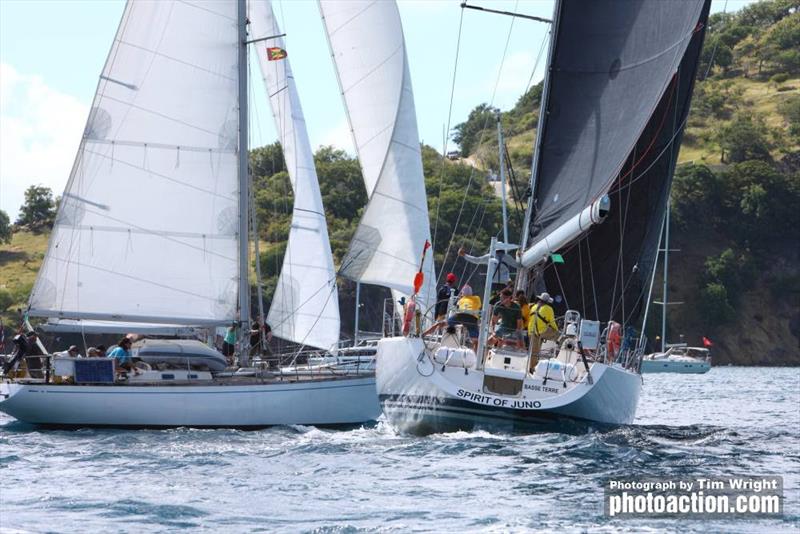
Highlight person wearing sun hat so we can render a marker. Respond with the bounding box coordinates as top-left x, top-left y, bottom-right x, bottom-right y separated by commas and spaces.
435, 272, 458, 320
528, 292, 559, 370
